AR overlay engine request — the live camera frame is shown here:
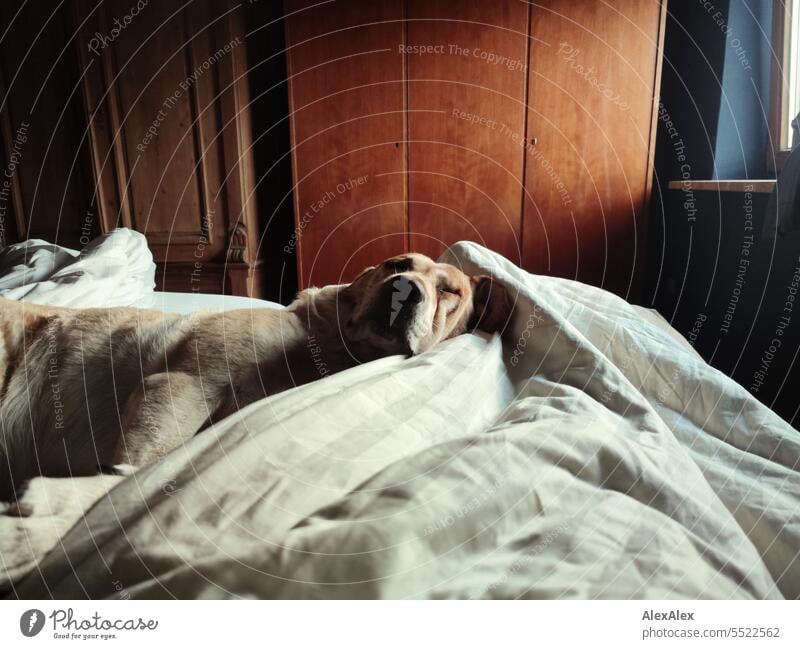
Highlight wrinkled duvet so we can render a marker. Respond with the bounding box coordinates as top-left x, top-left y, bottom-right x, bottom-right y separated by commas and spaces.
4, 242, 800, 599
0, 229, 155, 307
